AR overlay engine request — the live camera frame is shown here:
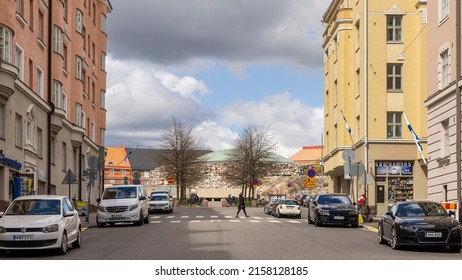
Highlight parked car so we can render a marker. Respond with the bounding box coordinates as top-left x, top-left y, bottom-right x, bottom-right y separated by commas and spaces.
96, 184, 150, 227
377, 201, 462, 252
263, 198, 278, 215
149, 193, 173, 214
307, 193, 359, 228
302, 195, 313, 207
274, 199, 302, 219
270, 199, 284, 216
0, 195, 81, 255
